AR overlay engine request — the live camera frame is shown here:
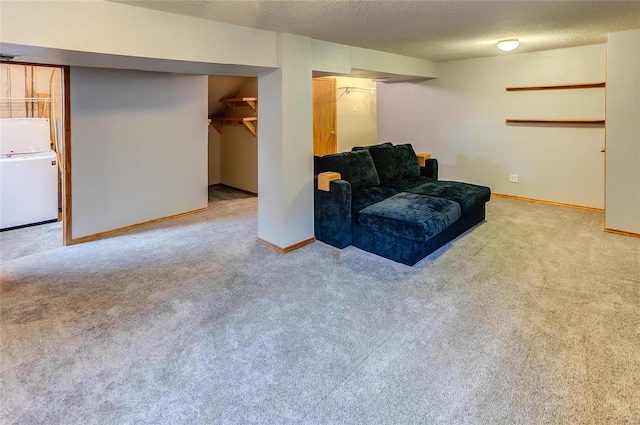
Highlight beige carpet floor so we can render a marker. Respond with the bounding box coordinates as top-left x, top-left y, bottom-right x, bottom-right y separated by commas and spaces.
1, 193, 639, 424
